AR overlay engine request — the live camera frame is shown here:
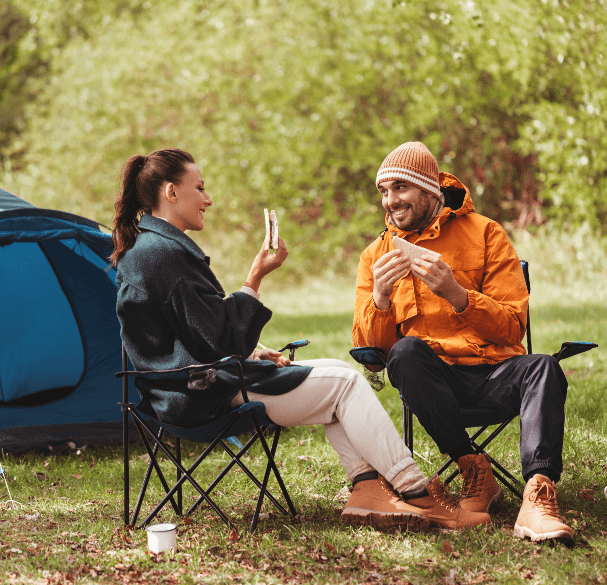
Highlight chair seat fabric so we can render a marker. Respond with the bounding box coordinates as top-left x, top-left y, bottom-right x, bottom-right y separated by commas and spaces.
460, 407, 512, 428
134, 401, 273, 443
